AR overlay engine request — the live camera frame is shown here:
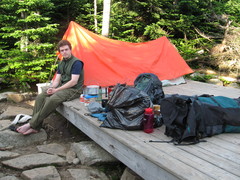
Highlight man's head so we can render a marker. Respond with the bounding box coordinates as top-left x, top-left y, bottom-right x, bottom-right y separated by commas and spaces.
57, 40, 72, 59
